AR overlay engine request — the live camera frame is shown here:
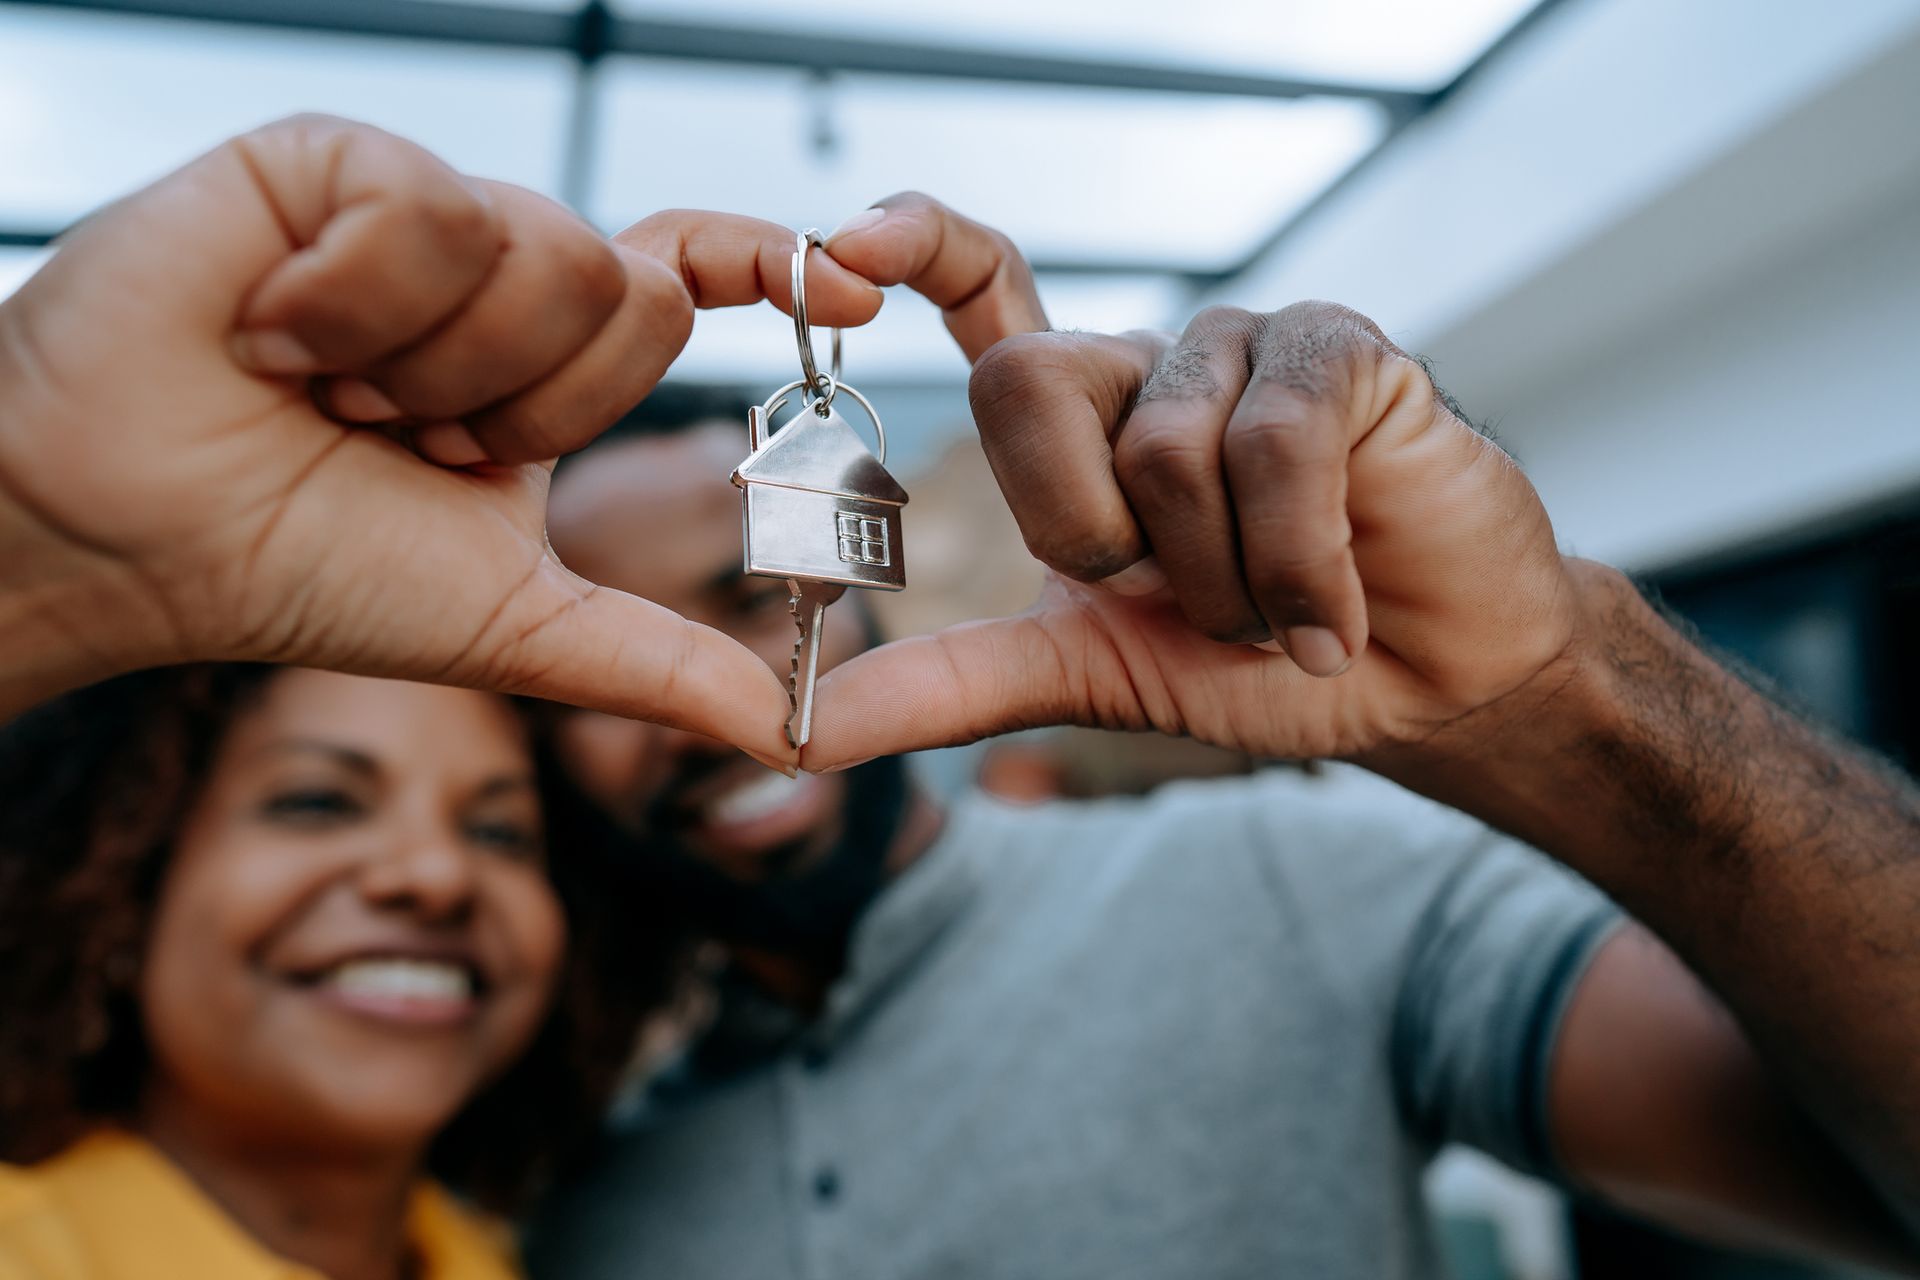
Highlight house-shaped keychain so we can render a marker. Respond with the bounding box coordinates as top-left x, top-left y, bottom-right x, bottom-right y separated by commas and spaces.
731, 383, 909, 592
